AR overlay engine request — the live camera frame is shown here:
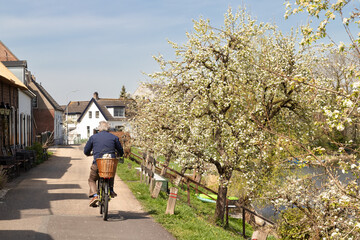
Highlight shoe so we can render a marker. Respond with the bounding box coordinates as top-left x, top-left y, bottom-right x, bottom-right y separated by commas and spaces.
89, 196, 99, 207
110, 191, 117, 198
